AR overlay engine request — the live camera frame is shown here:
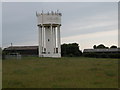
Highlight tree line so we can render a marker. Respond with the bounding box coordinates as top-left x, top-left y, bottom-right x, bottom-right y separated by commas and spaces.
93, 44, 117, 49
61, 43, 82, 57
61, 43, 119, 58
